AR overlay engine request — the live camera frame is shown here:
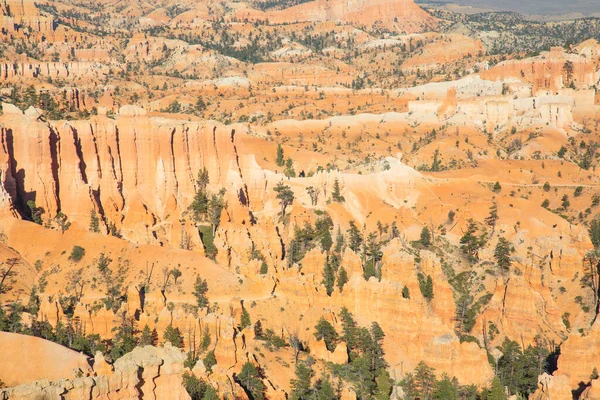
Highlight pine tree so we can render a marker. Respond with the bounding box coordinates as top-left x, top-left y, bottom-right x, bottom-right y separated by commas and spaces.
314, 317, 338, 351
240, 308, 251, 330
420, 226, 432, 247
485, 202, 498, 228
487, 376, 506, 400
332, 178, 345, 202
140, 324, 153, 346
89, 209, 100, 233
323, 257, 336, 296
337, 267, 348, 293
237, 362, 265, 400
273, 182, 294, 222
589, 216, 600, 250
193, 276, 209, 309
347, 221, 363, 252
164, 324, 184, 348
494, 237, 512, 273
276, 143, 285, 167
290, 359, 314, 400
